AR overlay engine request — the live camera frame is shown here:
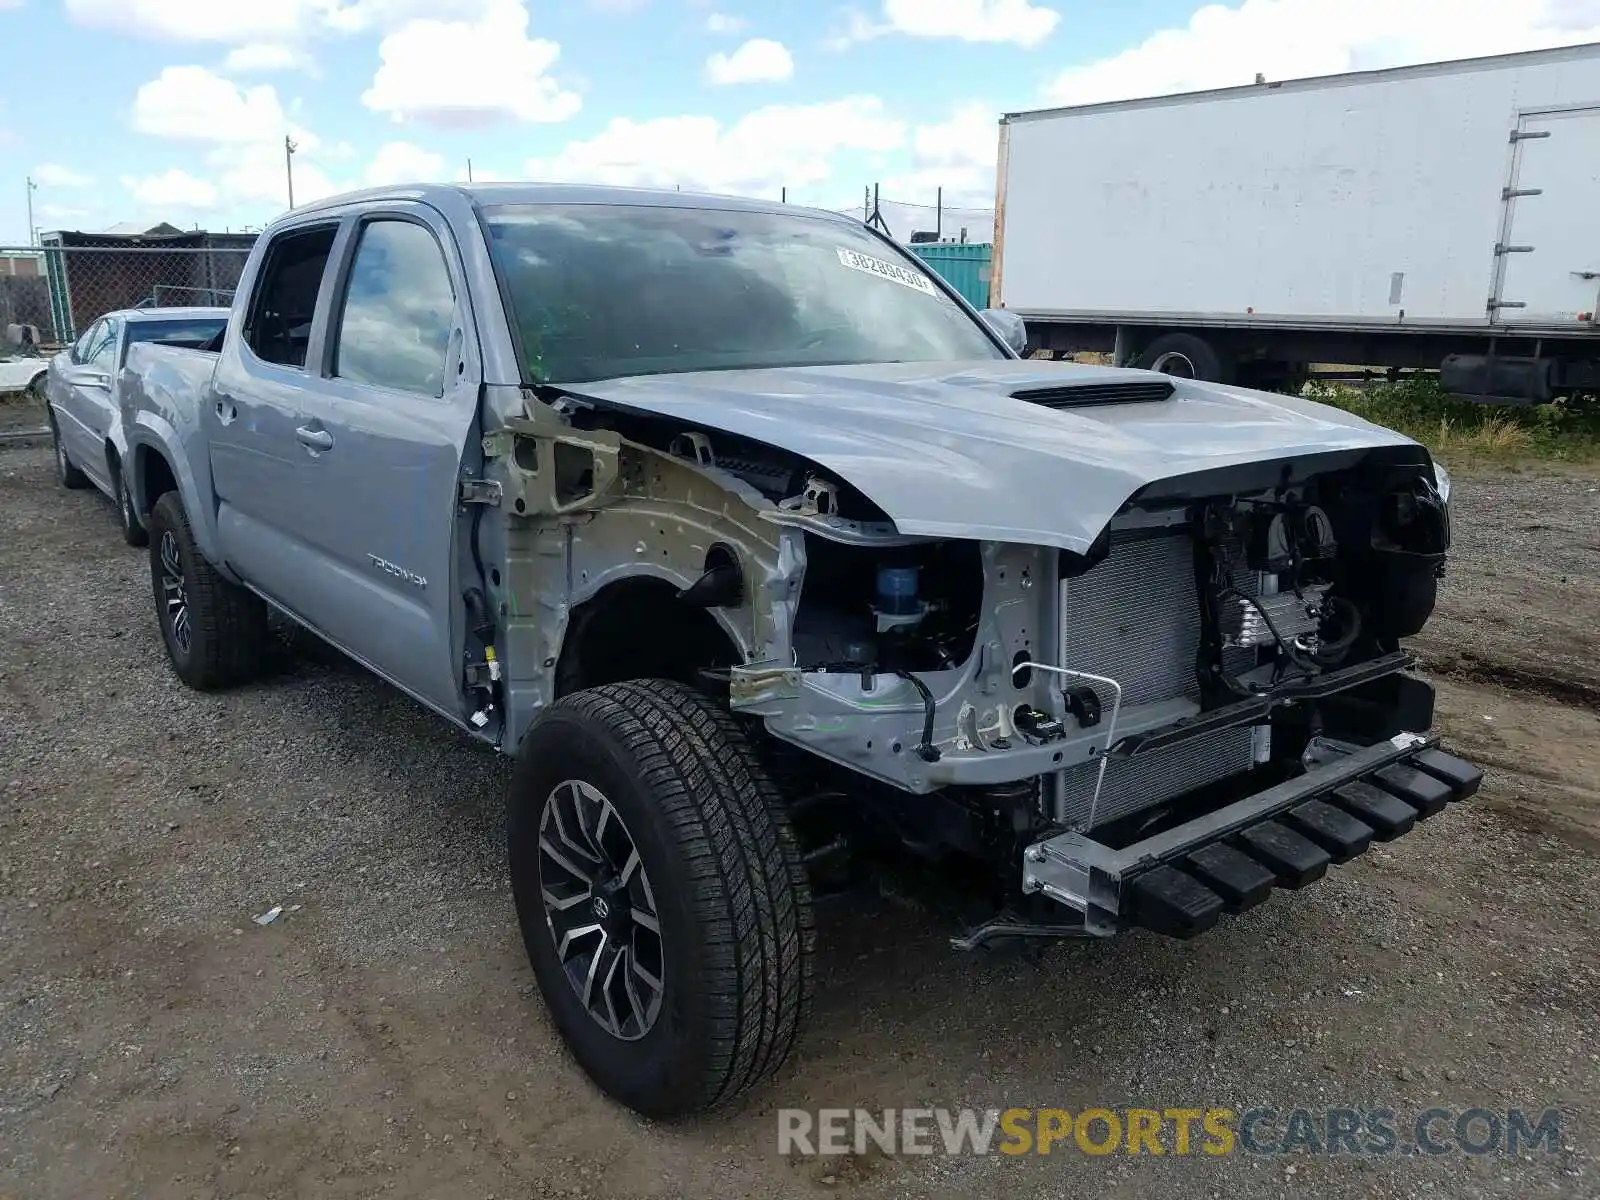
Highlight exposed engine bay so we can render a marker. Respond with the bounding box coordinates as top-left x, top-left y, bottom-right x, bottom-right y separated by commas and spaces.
496, 382, 1465, 948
